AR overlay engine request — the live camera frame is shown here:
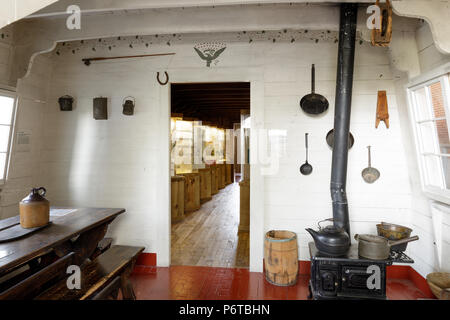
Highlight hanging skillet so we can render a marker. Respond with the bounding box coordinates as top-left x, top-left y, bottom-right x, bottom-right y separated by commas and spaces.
300, 133, 312, 175
326, 129, 354, 149
300, 64, 329, 115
